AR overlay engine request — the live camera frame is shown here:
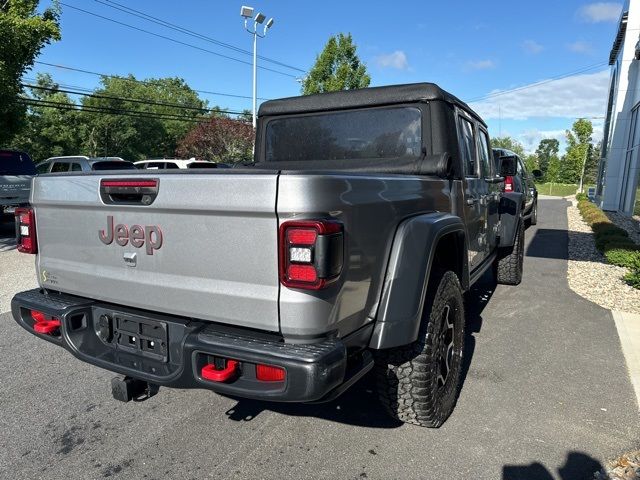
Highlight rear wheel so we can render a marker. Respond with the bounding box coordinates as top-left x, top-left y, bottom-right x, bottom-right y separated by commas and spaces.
494, 221, 524, 285
374, 270, 465, 427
